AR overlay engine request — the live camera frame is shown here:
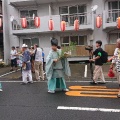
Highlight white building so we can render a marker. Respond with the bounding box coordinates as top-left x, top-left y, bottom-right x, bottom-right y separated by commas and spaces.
2, 0, 120, 63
